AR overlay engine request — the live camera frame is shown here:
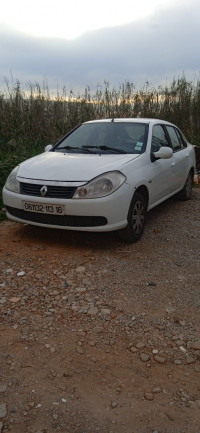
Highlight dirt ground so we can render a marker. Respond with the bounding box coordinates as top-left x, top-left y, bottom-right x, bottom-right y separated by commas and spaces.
0, 188, 200, 433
